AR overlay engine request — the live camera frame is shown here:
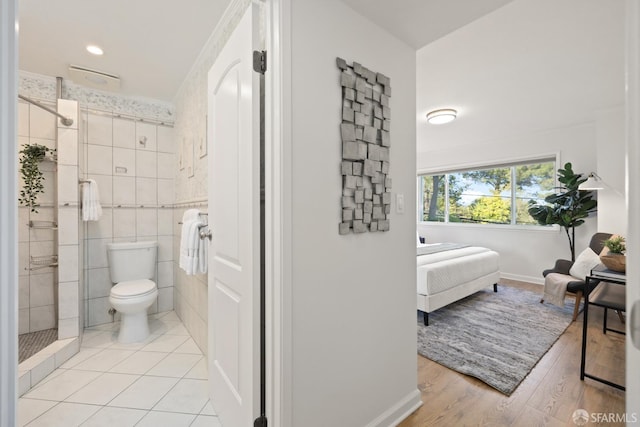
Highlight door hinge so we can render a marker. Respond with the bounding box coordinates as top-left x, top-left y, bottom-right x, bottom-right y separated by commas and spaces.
253, 50, 267, 74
